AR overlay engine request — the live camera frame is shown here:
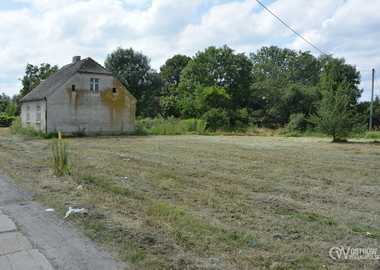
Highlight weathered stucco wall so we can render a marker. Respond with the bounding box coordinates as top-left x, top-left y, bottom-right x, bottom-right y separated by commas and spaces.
21, 100, 46, 132
46, 73, 136, 134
